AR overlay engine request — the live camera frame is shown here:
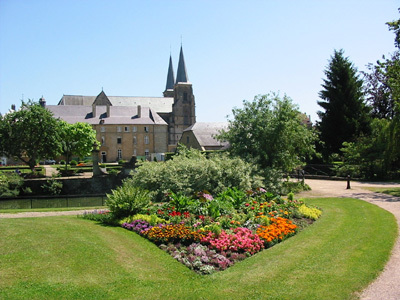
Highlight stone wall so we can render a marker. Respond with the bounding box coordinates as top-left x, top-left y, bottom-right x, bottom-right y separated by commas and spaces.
23, 175, 123, 196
